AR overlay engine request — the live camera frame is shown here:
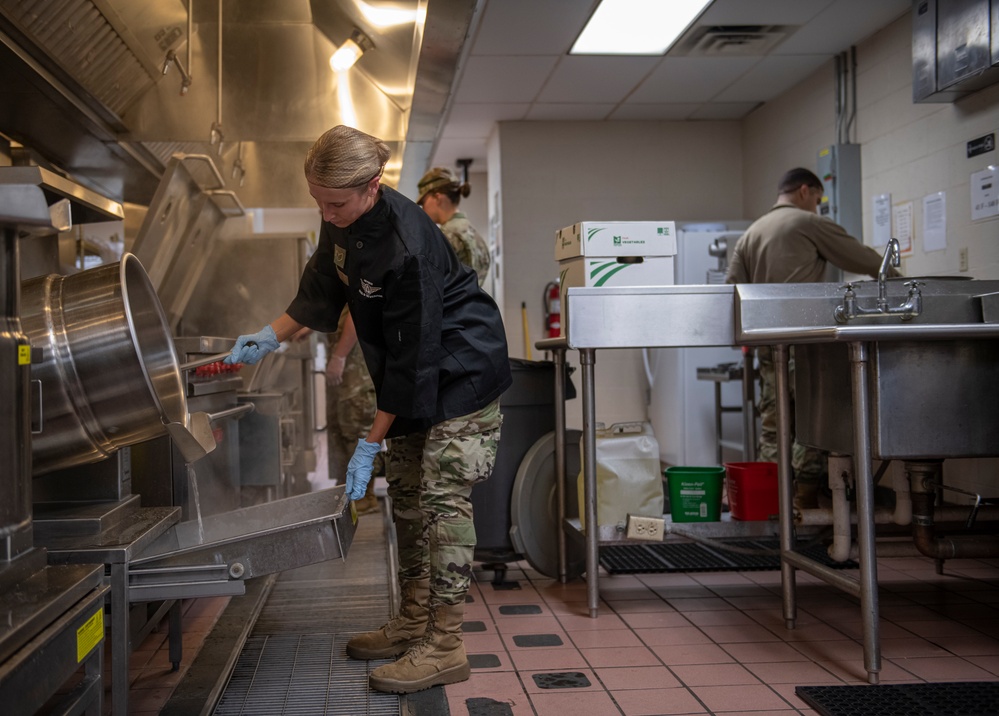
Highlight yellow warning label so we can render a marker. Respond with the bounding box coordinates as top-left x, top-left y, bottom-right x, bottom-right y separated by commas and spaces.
76, 609, 104, 662
17, 345, 30, 365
